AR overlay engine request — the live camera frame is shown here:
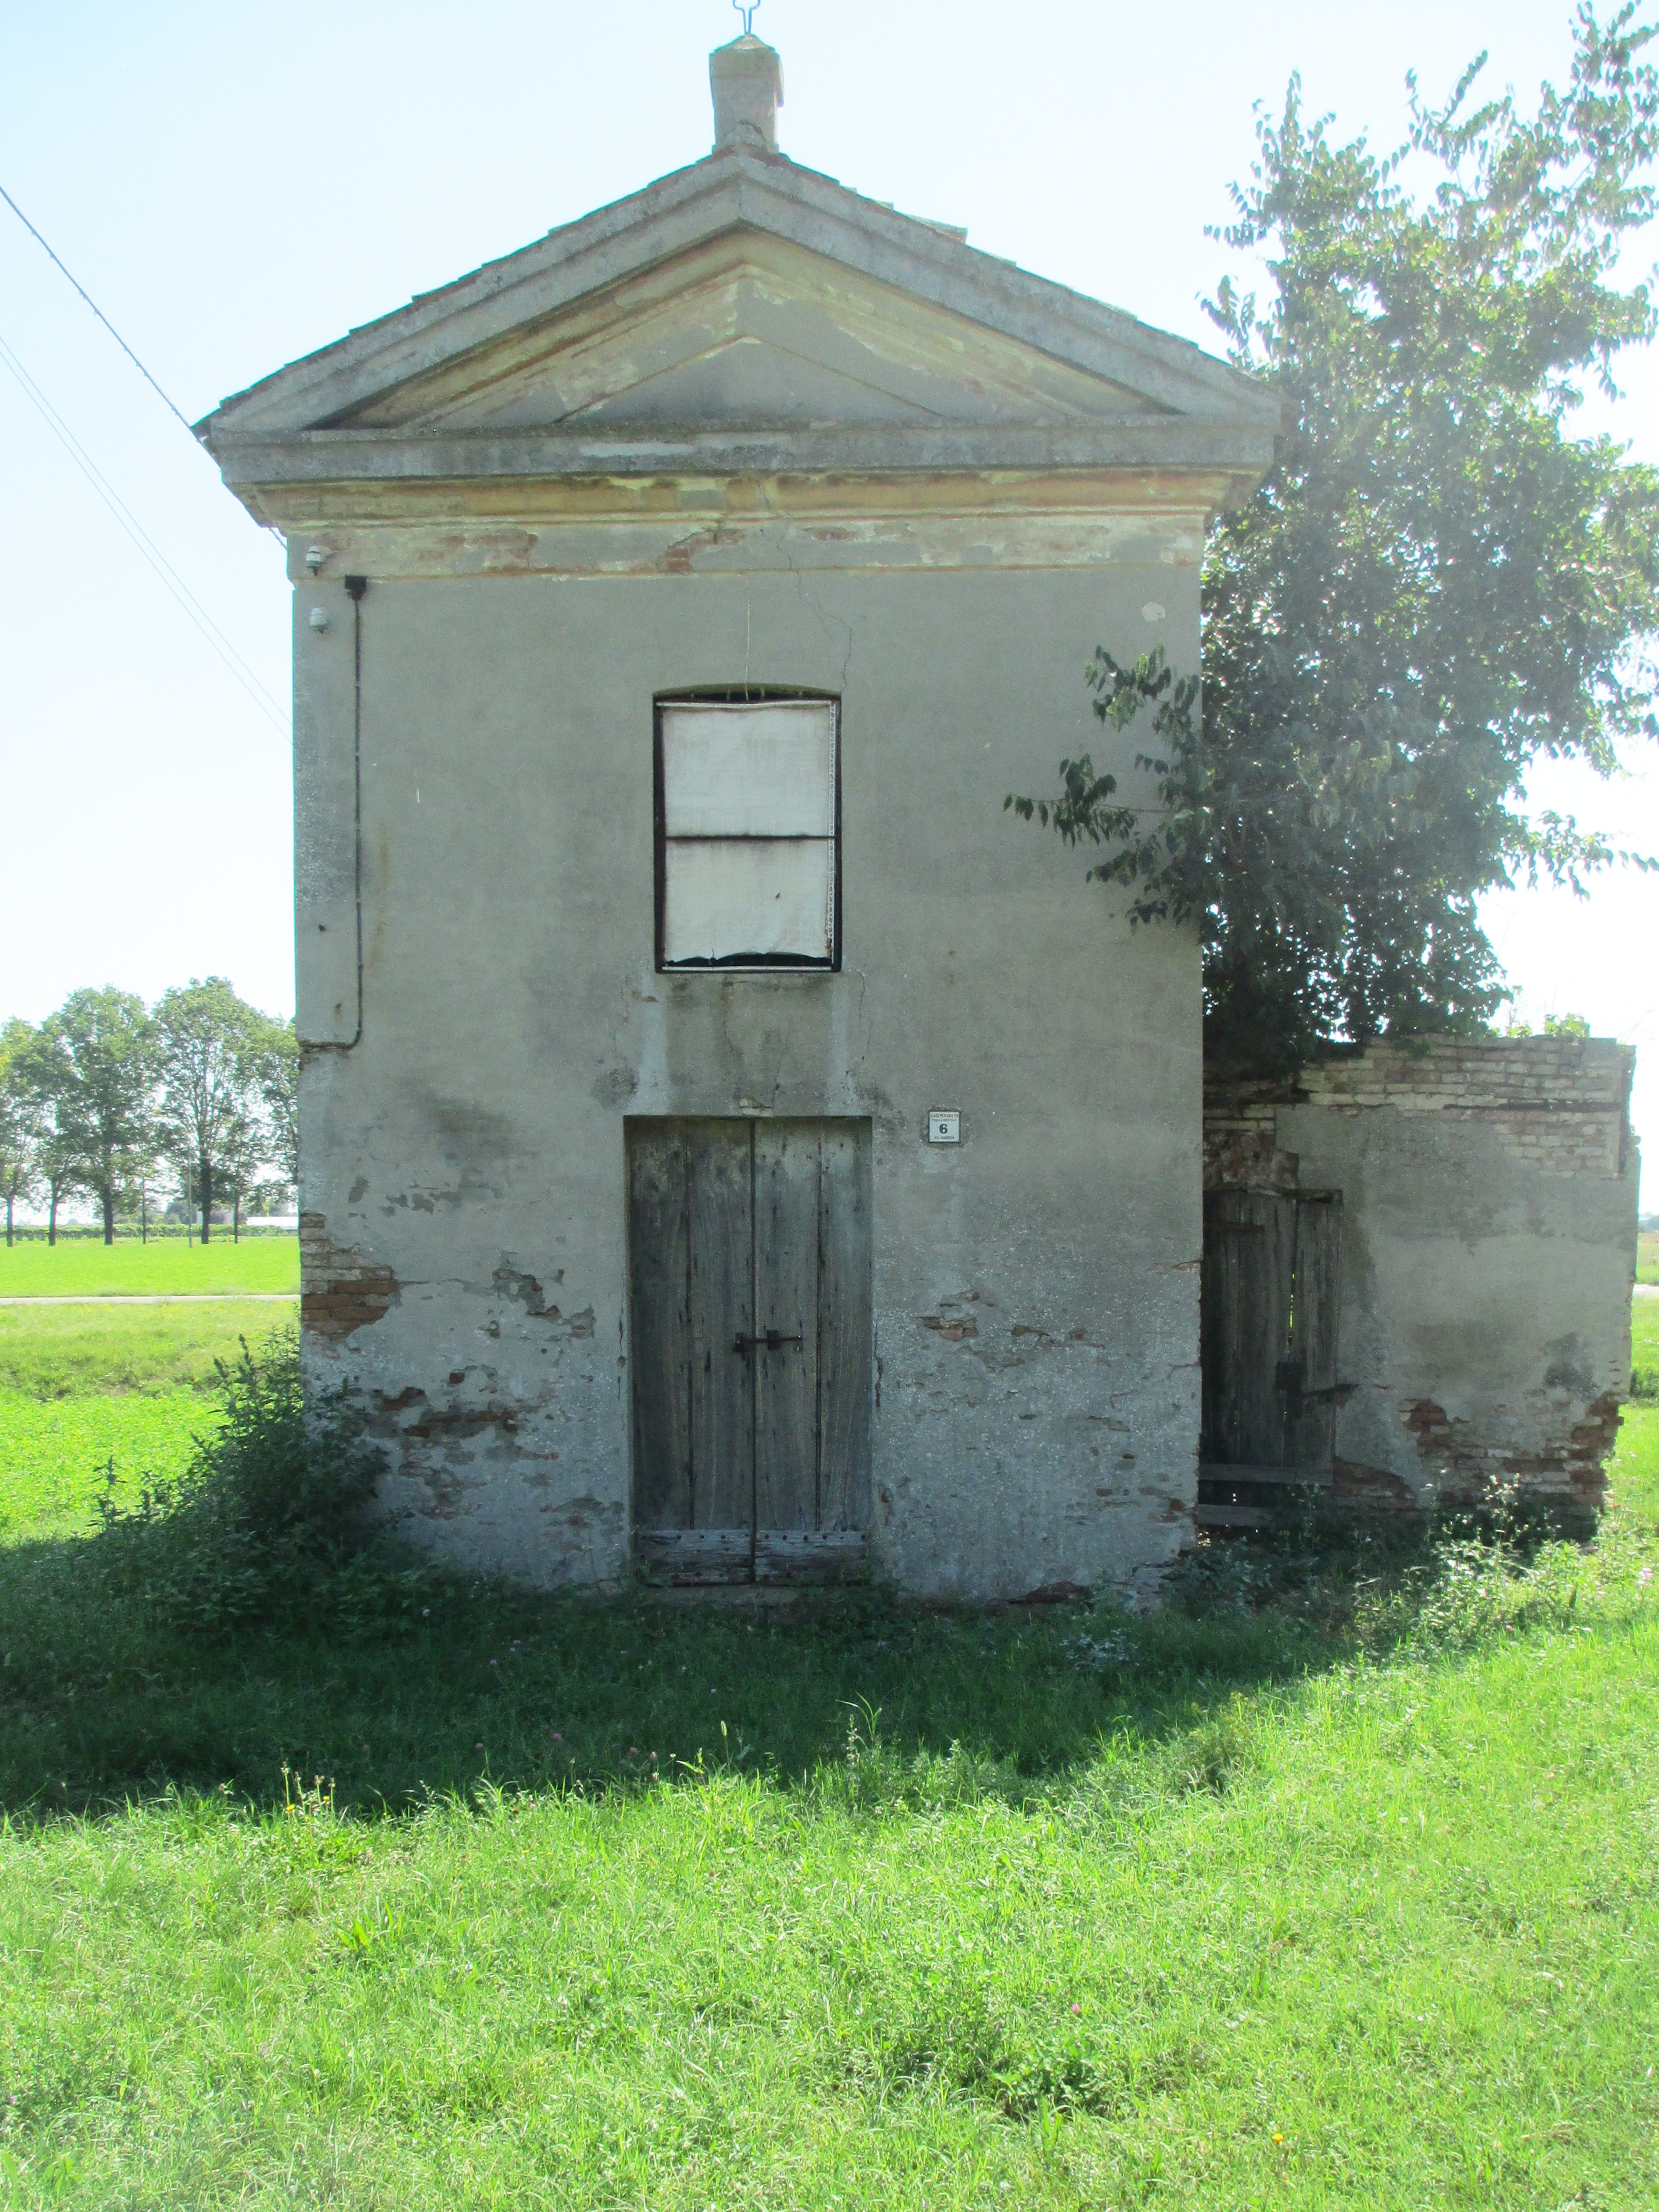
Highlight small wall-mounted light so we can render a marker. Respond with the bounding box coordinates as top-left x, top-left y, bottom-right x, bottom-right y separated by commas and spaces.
309, 606, 330, 631
305, 545, 329, 575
